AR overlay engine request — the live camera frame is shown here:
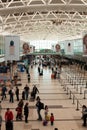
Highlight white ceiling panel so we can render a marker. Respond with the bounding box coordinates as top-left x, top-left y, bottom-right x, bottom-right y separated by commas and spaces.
0, 0, 86, 41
